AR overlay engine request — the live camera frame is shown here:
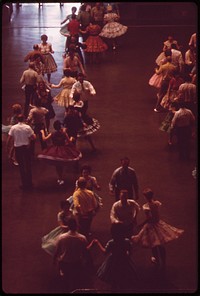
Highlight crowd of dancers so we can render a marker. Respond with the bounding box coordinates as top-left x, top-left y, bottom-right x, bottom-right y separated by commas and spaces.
3, 3, 195, 293
149, 33, 196, 162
